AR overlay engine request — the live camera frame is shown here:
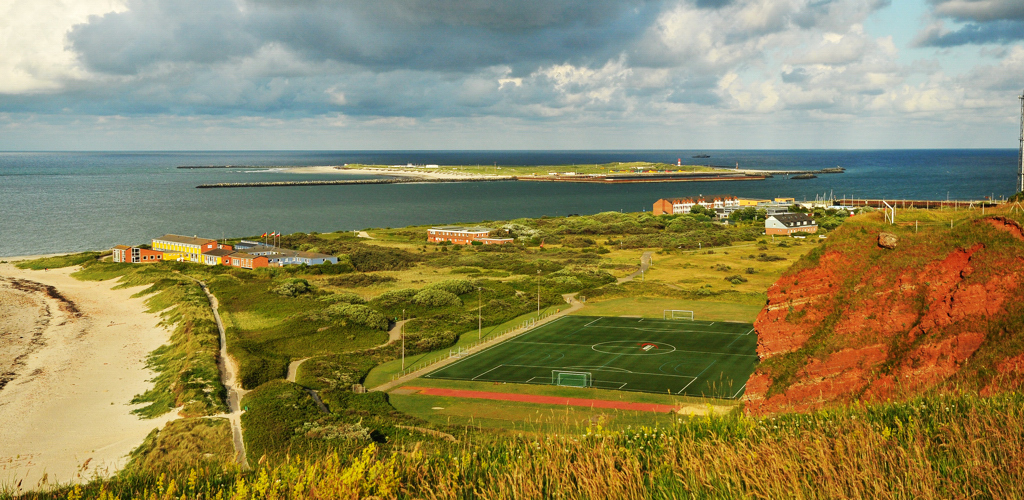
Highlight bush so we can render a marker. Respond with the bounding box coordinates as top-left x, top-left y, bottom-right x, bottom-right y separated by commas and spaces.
327, 273, 397, 287
424, 279, 475, 296
411, 289, 463, 307
274, 278, 314, 297
324, 303, 389, 330
724, 275, 748, 284
348, 247, 420, 272
372, 288, 417, 309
